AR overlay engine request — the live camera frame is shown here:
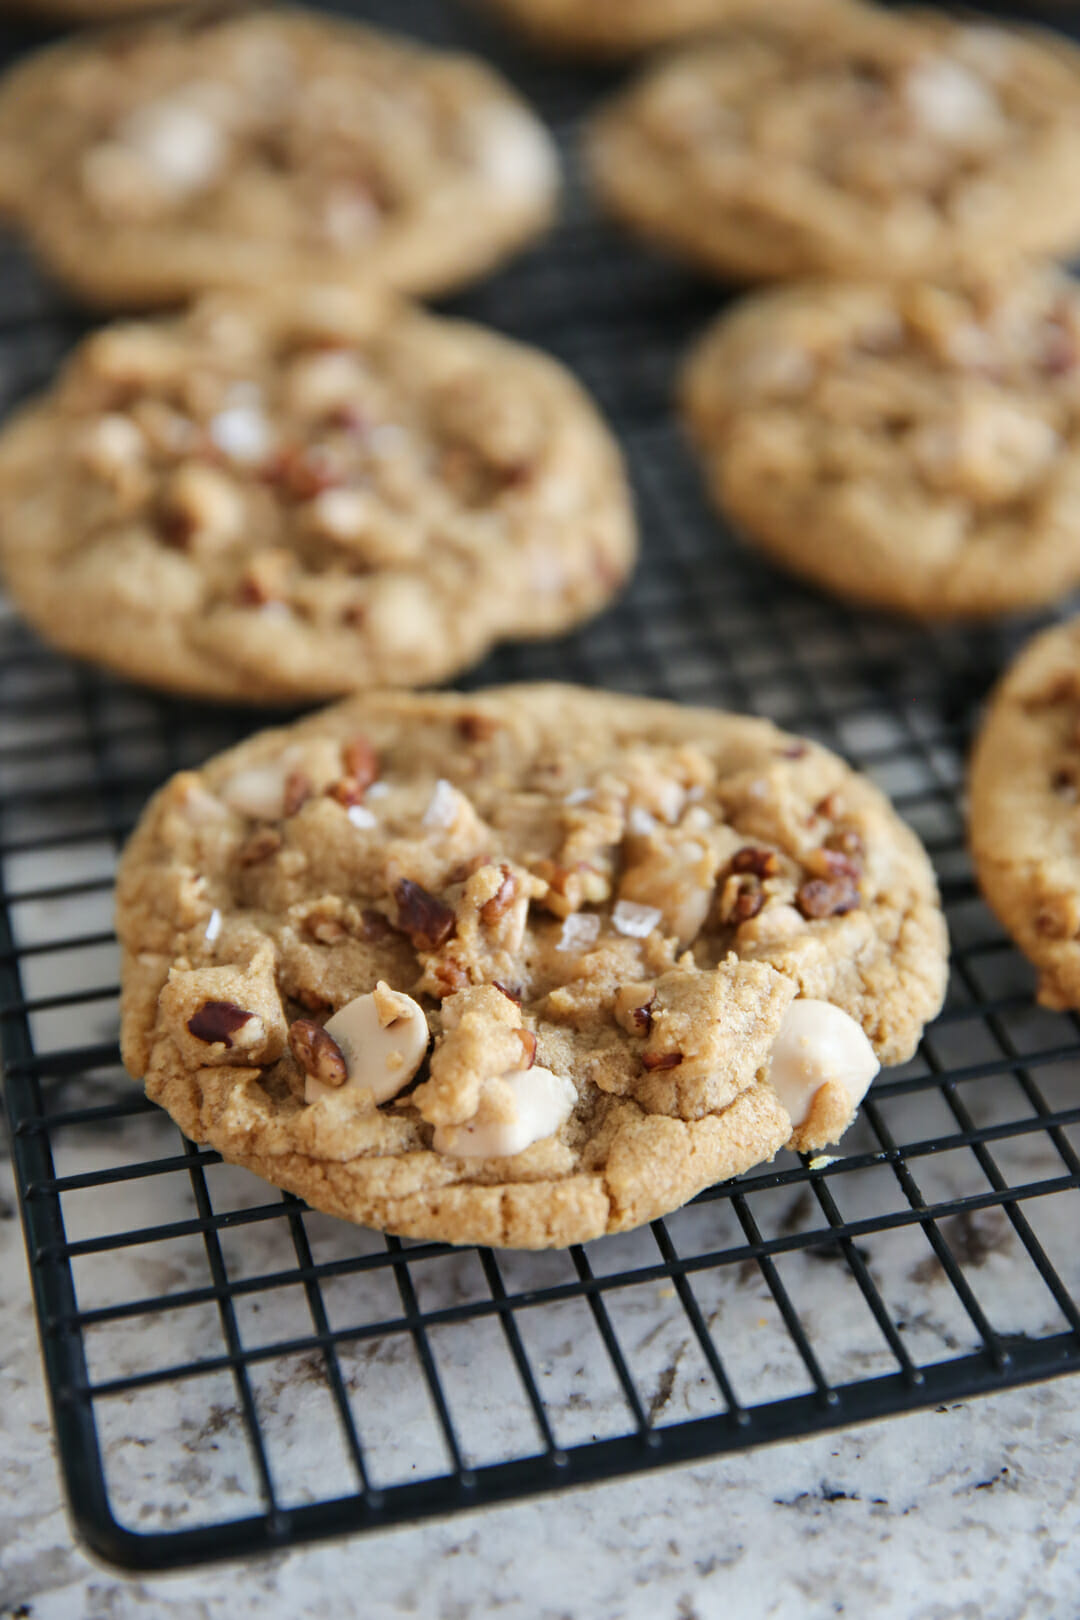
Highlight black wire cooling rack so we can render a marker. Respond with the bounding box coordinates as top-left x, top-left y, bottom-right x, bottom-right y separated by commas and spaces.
2, 0, 1080, 1577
